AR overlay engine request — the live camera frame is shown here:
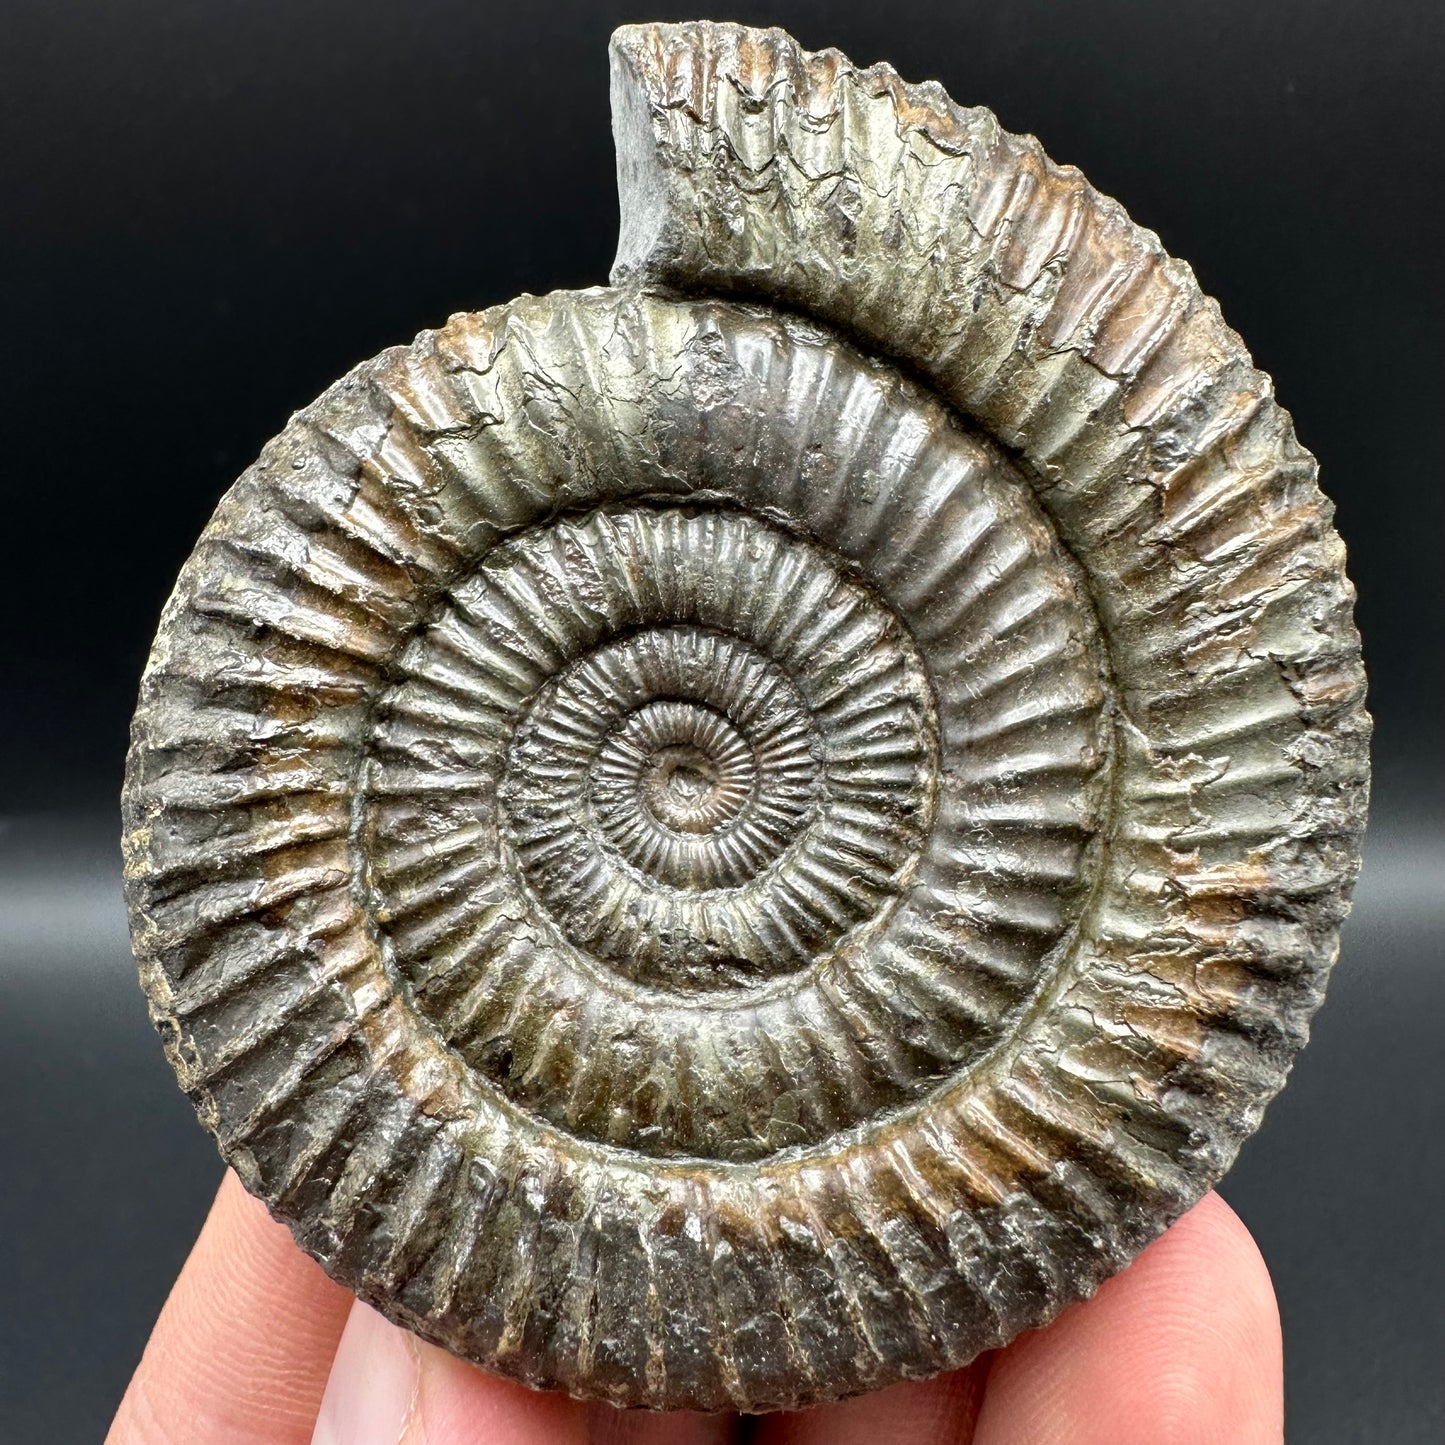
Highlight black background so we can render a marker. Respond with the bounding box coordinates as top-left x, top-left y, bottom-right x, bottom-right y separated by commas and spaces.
1, 3, 1440, 1441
